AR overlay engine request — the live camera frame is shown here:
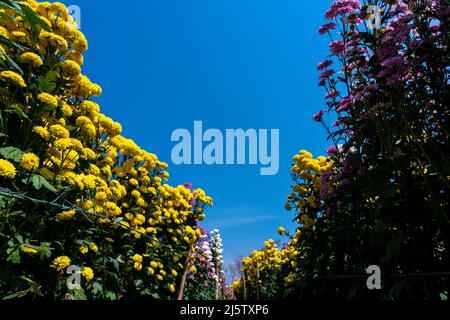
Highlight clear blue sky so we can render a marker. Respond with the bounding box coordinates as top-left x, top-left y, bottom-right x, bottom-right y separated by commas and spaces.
61, 0, 332, 265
